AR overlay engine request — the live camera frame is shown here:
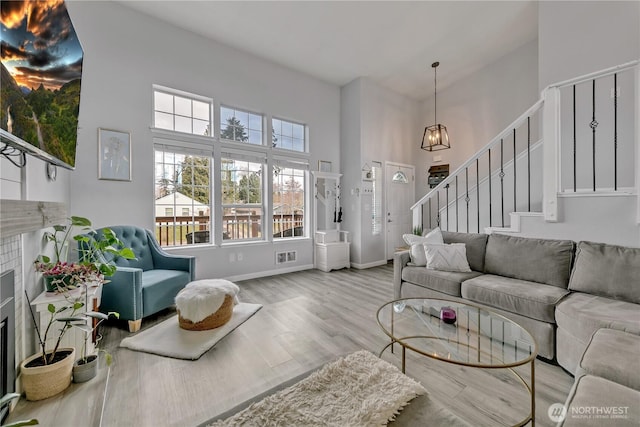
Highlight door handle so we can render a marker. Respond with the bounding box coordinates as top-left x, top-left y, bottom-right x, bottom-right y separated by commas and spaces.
387, 219, 392, 223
